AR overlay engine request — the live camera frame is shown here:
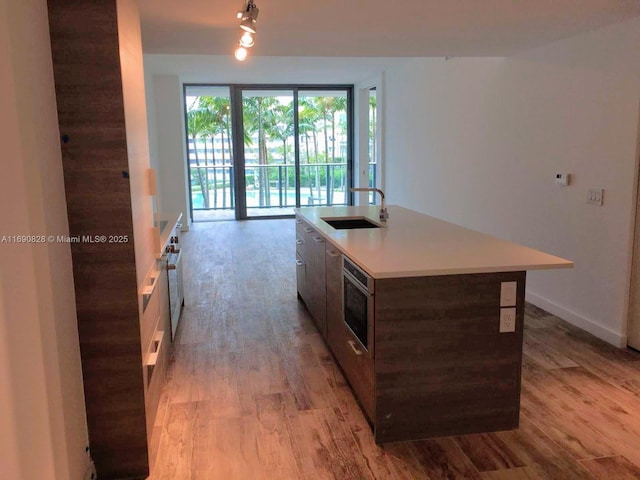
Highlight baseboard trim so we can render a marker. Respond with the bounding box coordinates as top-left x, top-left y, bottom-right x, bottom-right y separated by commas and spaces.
525, 290, 627, 348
